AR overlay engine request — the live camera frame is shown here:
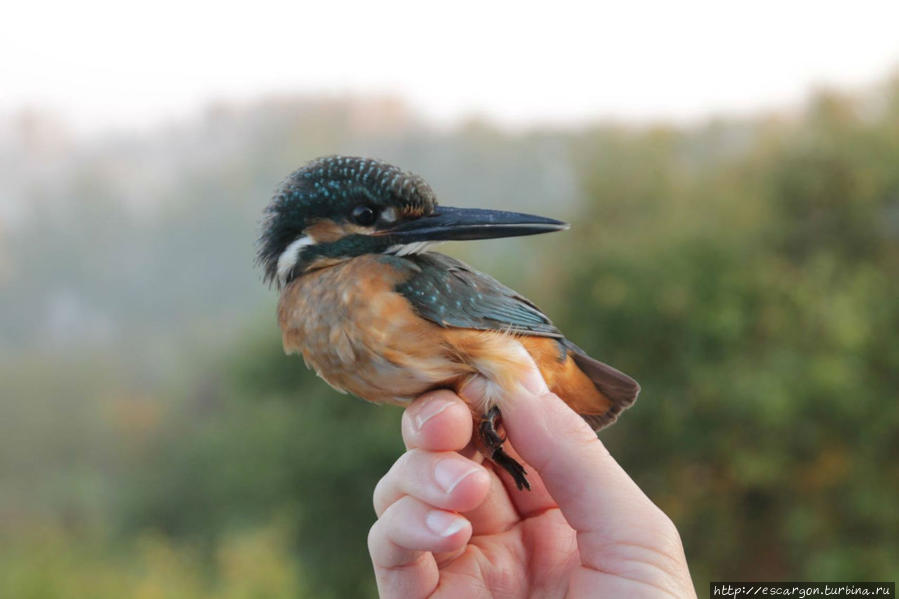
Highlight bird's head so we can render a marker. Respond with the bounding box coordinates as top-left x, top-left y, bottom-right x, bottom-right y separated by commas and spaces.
258, 155, 568, 287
